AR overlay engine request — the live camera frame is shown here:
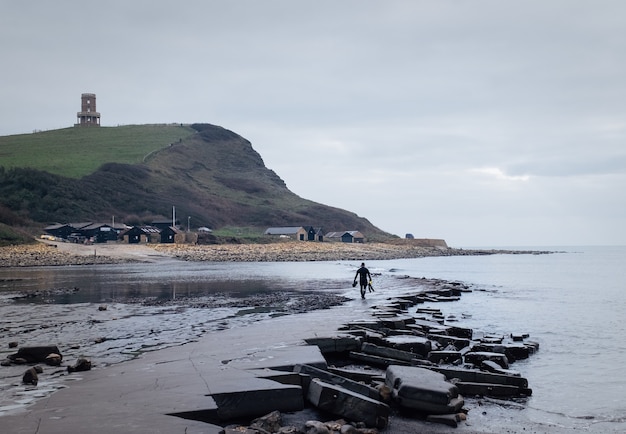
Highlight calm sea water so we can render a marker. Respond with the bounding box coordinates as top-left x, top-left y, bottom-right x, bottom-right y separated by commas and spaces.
375, 245, 626, 432
1, 246, 624, 432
